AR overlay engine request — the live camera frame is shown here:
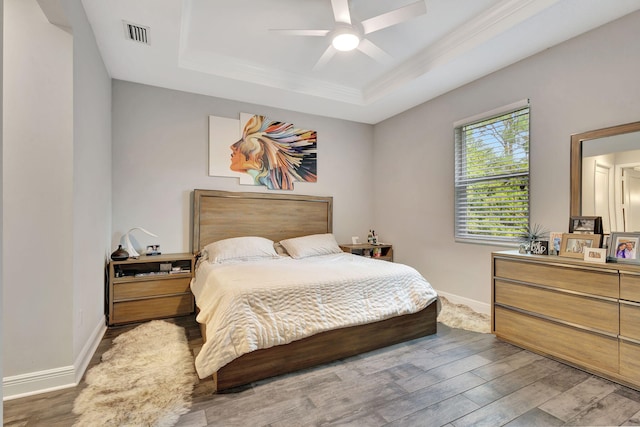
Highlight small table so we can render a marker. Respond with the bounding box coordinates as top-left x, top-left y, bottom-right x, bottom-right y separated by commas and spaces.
107, 253, 195, 326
